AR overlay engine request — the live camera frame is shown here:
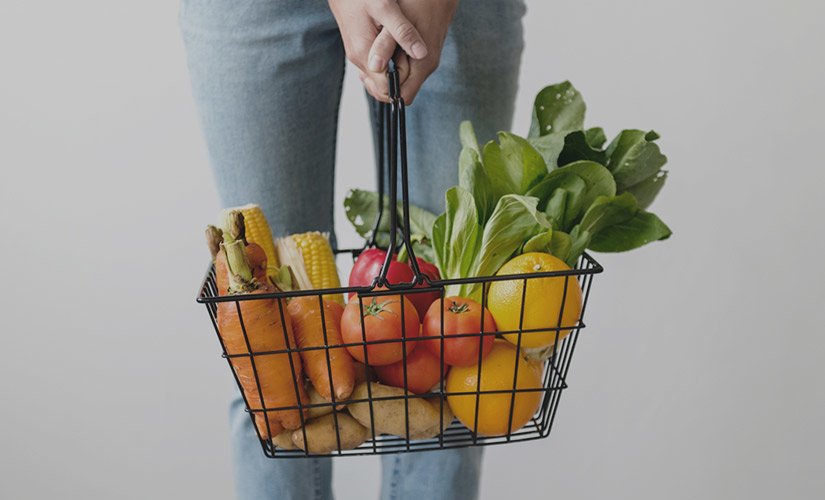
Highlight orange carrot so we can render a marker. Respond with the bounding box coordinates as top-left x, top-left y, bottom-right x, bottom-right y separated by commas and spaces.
207, 217, 309, 436
287, 297, 356, 401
